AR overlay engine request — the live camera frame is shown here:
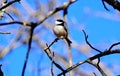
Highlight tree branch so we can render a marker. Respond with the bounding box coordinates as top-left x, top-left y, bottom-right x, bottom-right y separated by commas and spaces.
44, 40, 64, 72
108, 42, 120, 51
44, 38, 59, 51
21, 22, 36, 76
82, 30, 102, 53
0, 21, 24, 26
87, 60, 107, 76
58, 49, 120, 76
102, 0, 110, 11
36, 0, 77, 25
104, 0, 120, 11
0, 0, 20, 11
